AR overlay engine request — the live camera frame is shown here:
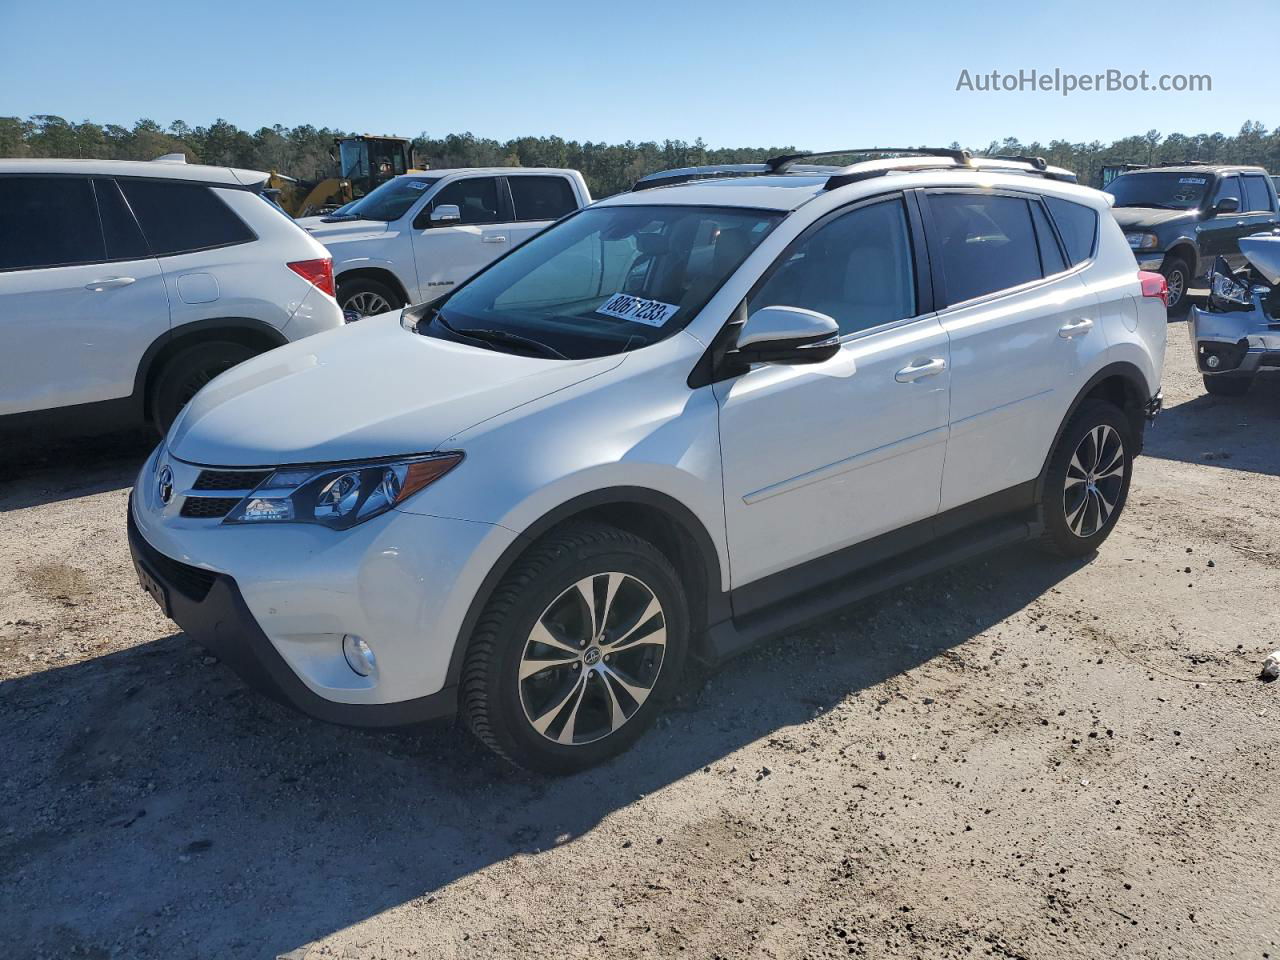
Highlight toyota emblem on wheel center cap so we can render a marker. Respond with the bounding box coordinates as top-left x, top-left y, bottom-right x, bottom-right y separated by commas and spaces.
583, 646, 601, 666
157, 466, 174, 505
